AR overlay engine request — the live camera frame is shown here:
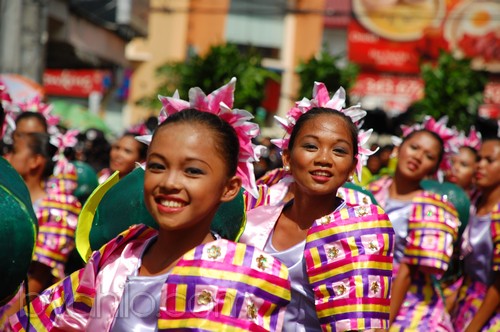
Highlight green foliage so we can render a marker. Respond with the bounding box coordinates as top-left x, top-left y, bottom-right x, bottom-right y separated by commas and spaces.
296, 49, 359, 101
138, 43, 279, 118
409, 51, 488, 131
